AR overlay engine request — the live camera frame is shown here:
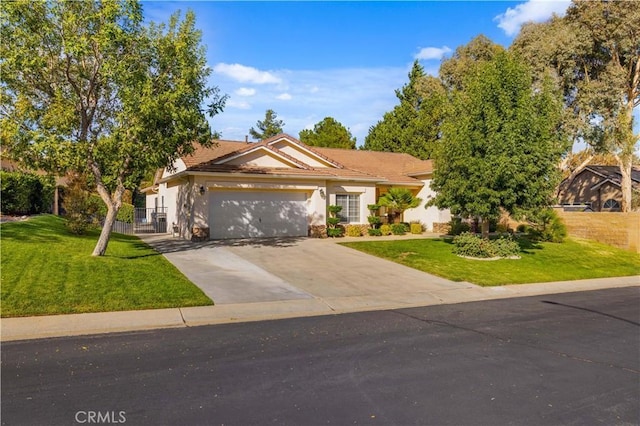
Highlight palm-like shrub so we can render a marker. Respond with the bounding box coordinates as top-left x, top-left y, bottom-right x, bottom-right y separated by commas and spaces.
378, 188, 422, 223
